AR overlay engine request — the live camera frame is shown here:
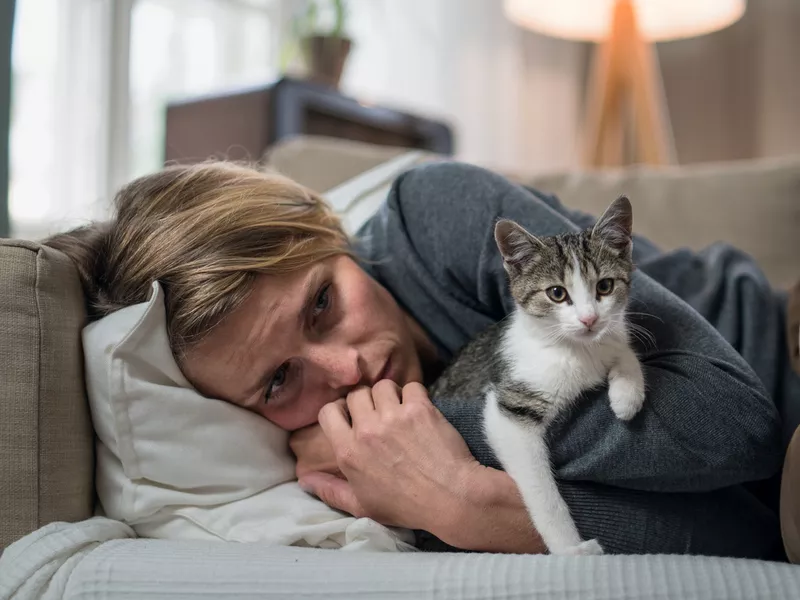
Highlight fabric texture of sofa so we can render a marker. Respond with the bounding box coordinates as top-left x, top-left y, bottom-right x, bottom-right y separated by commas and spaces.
0, 240, 94, 549
1, 136, 799, 599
